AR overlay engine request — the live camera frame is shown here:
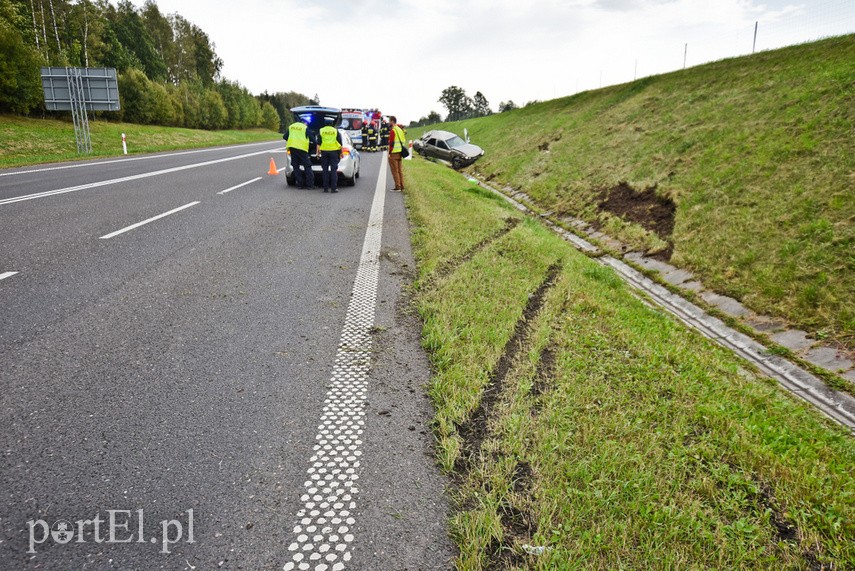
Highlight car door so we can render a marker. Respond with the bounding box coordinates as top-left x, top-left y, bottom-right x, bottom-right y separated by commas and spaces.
424, 138, 438, 158
435, 139, 453, 161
